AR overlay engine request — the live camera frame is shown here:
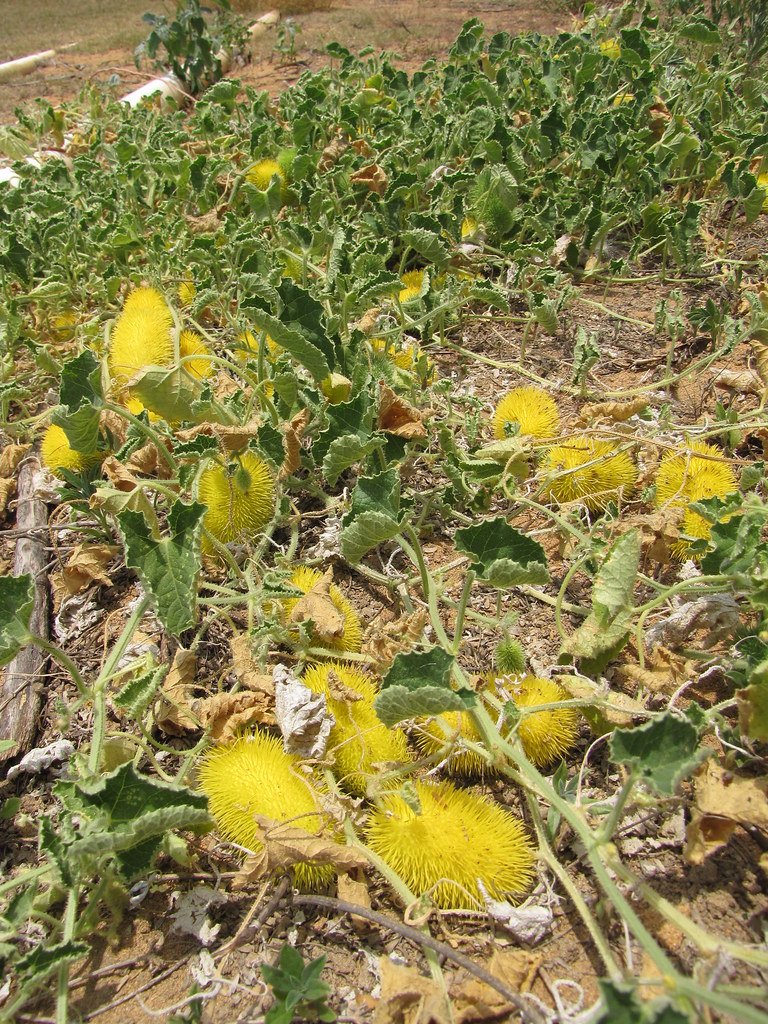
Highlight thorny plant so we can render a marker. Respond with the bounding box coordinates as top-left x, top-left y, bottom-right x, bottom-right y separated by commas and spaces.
1, 2, 768, 1022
